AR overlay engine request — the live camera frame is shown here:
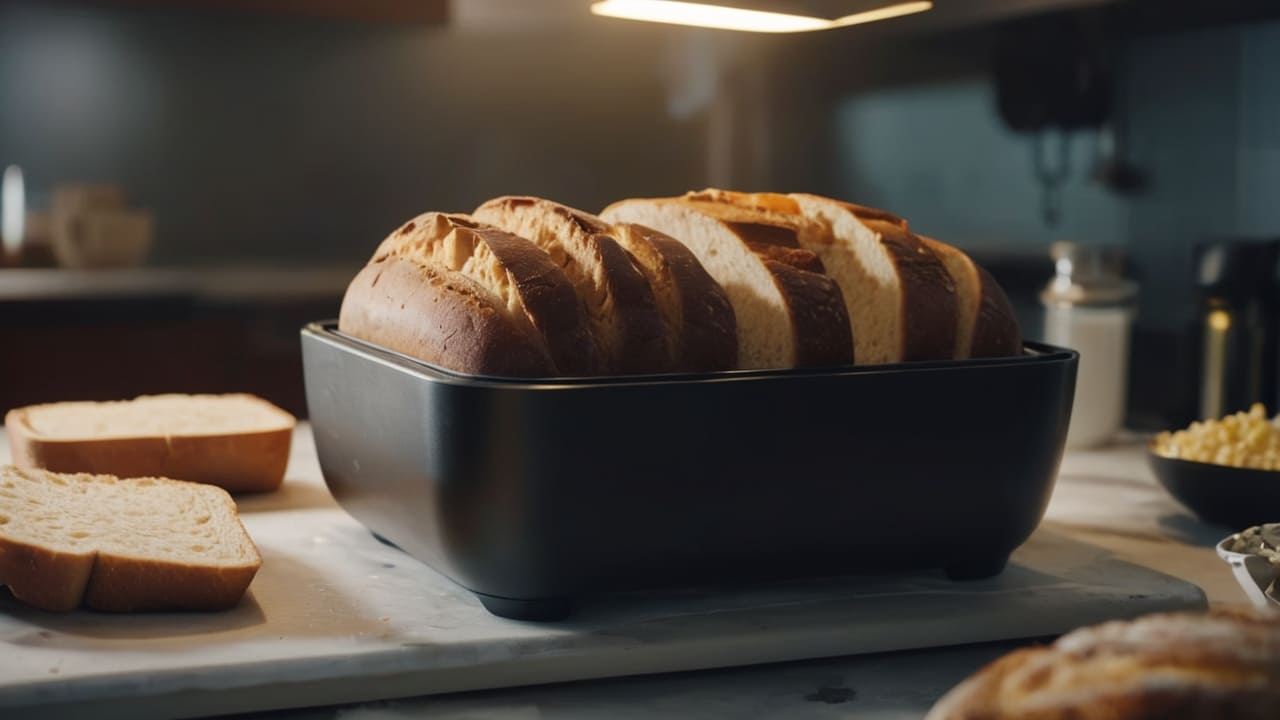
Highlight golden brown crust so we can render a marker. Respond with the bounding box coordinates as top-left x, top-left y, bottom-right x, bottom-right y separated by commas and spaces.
970, 264, 1023, 359
689, 189, 910, 231
761, 259, 854, 367
377, 212, 600, 376
83, 554, 260, 612
473, 197, 669, 375
0, 537, 95, 612
611, 223, 737, 372
338, 256, 556, 378
925, 610, 1280, 720
6, 419, 293, 494
919, 237, 1023, 359
861, 219, 959, 362
677, 198, 855, 367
